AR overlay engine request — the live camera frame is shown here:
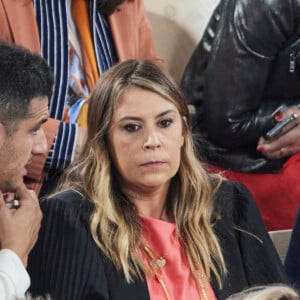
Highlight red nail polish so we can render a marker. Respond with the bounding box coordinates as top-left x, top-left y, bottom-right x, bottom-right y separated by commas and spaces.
275, 113, 283, 121
257, 146, 265, 152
